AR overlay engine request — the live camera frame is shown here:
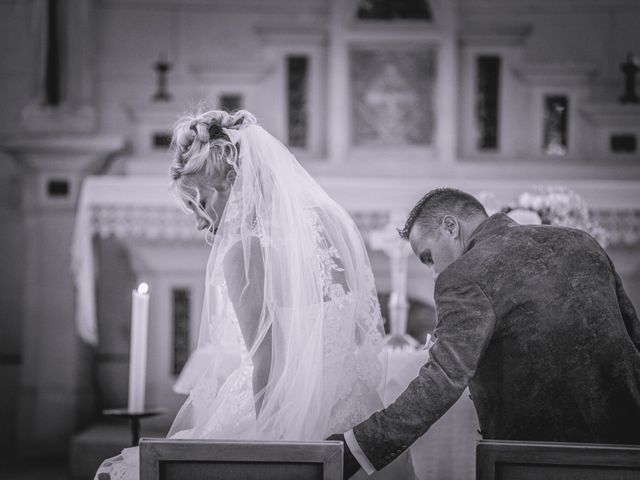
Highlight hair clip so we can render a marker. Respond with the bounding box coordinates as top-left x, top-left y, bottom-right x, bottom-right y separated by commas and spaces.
208, 123, 225, 140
